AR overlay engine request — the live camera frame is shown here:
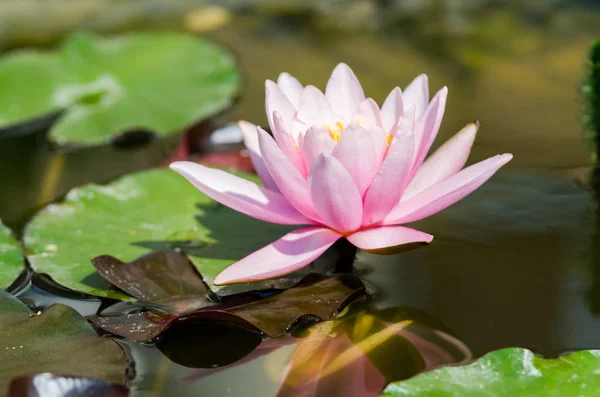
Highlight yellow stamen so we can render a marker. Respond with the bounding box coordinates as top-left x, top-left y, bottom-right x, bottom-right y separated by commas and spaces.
325, 121, 346, 143
386, 134, 393, 148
